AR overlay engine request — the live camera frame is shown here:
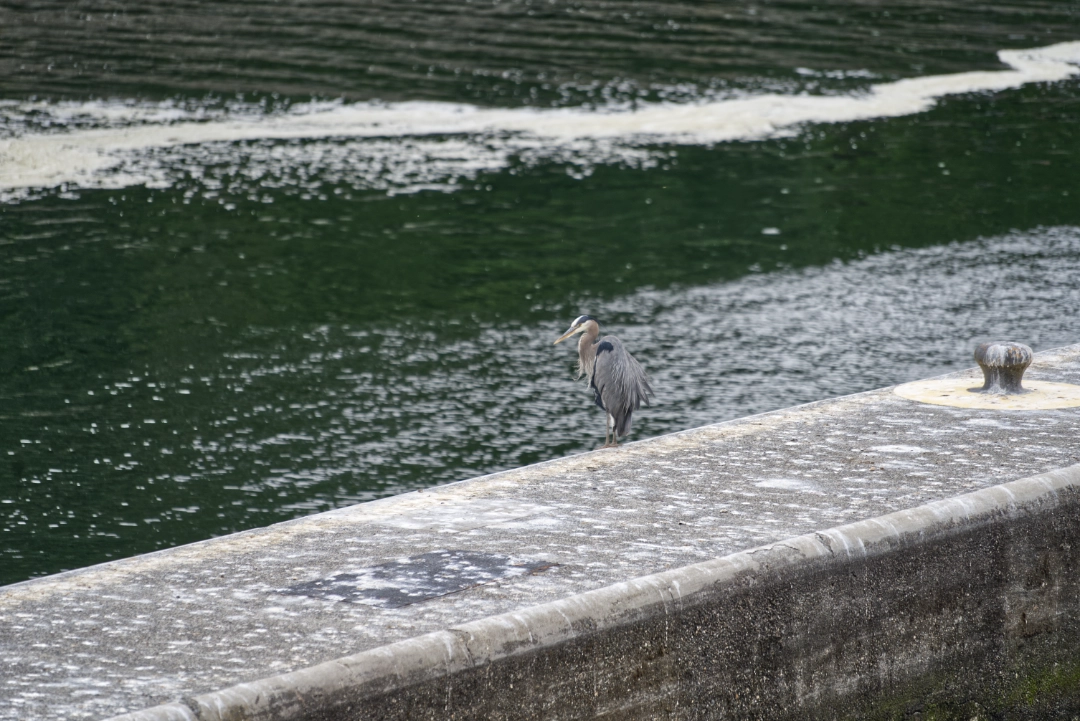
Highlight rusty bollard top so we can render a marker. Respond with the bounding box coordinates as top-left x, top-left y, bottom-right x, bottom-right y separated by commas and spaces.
973, 341, 1033, 395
